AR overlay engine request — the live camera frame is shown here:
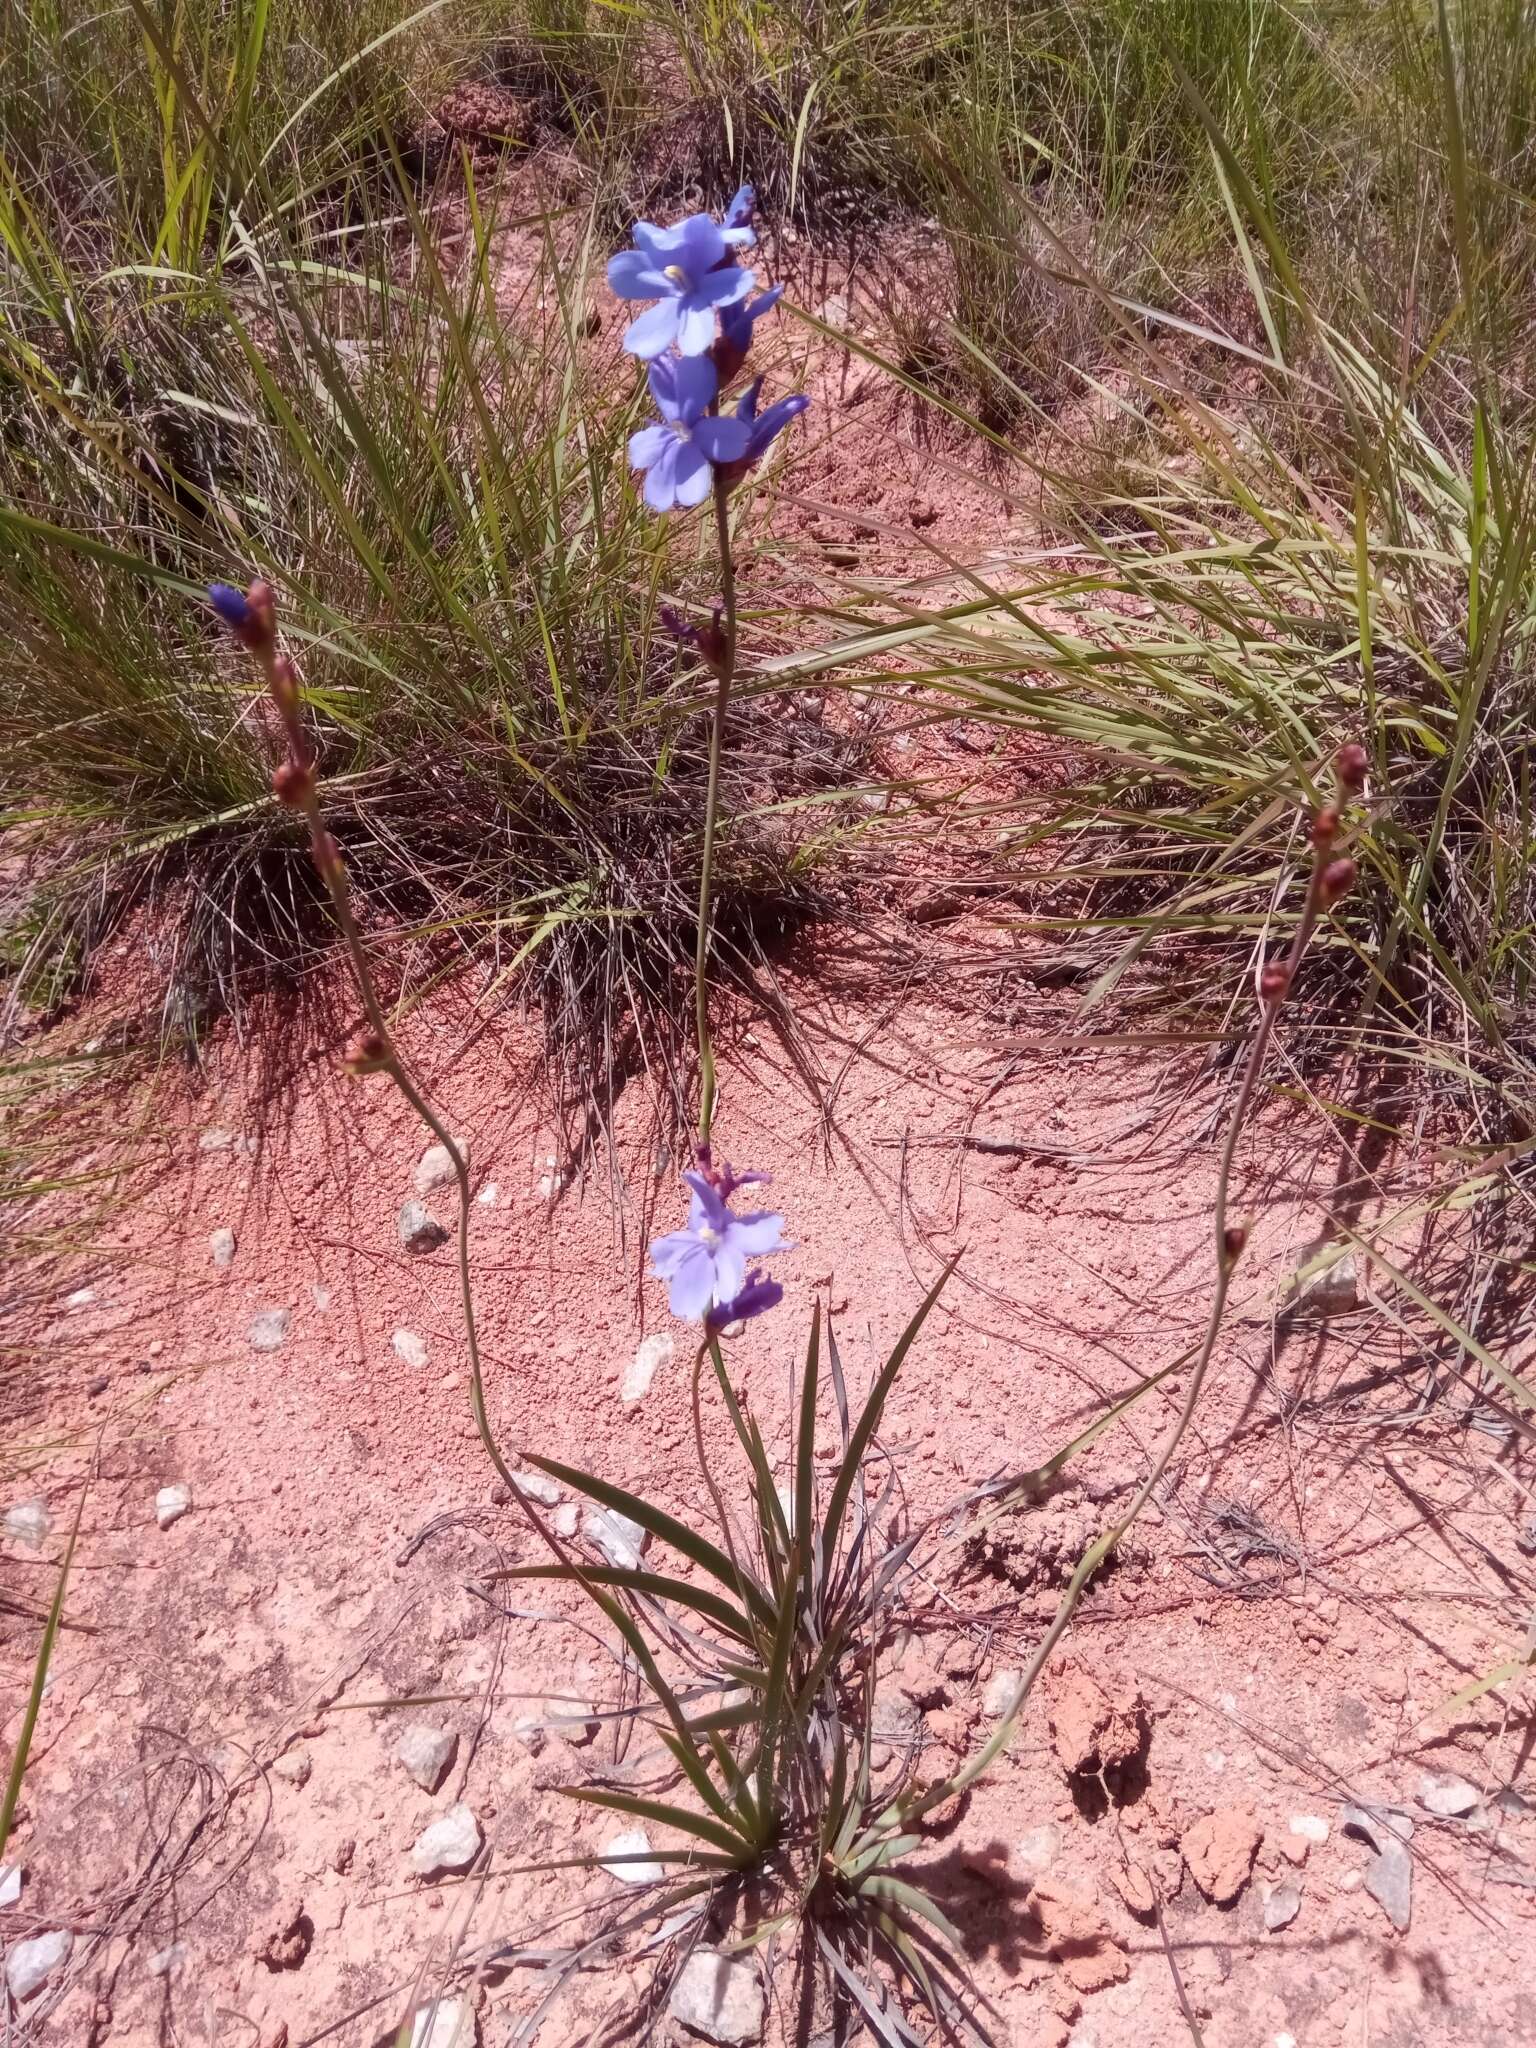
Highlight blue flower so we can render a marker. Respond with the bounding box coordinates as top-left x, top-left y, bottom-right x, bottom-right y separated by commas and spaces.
627, 355, 752, 513
607, 214, 755, 359
649, 1170, 787, 1321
